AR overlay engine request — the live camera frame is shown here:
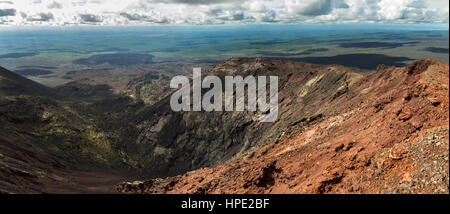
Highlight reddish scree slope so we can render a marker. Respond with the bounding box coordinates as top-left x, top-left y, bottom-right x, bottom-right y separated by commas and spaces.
117, 58, 449, 194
